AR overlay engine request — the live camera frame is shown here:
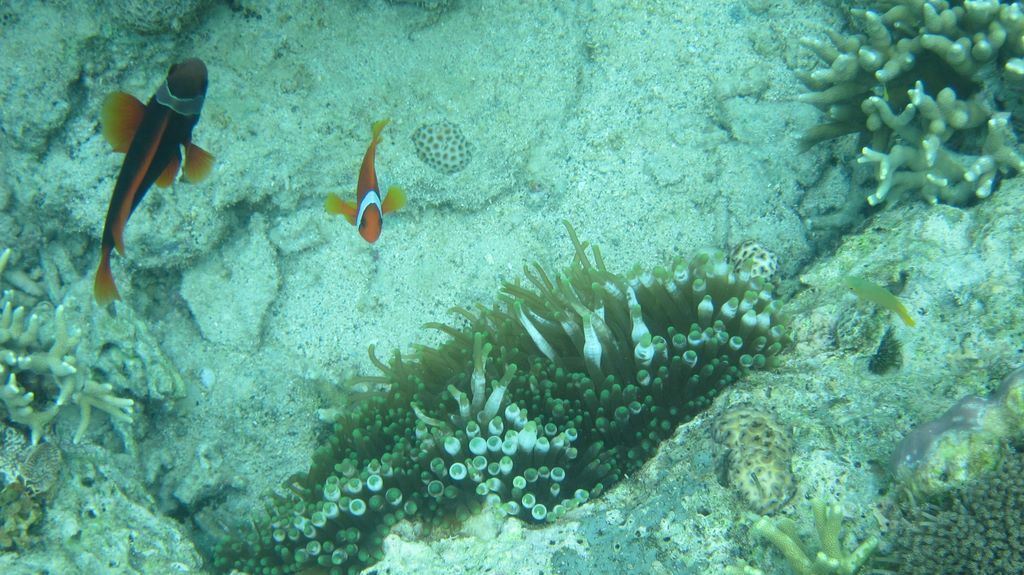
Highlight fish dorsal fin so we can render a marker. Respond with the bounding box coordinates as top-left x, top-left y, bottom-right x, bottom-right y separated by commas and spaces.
382, 185, 406, 214
182, 142, 214, 183
101, 92, 145, 153
156, 152, 180, 188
